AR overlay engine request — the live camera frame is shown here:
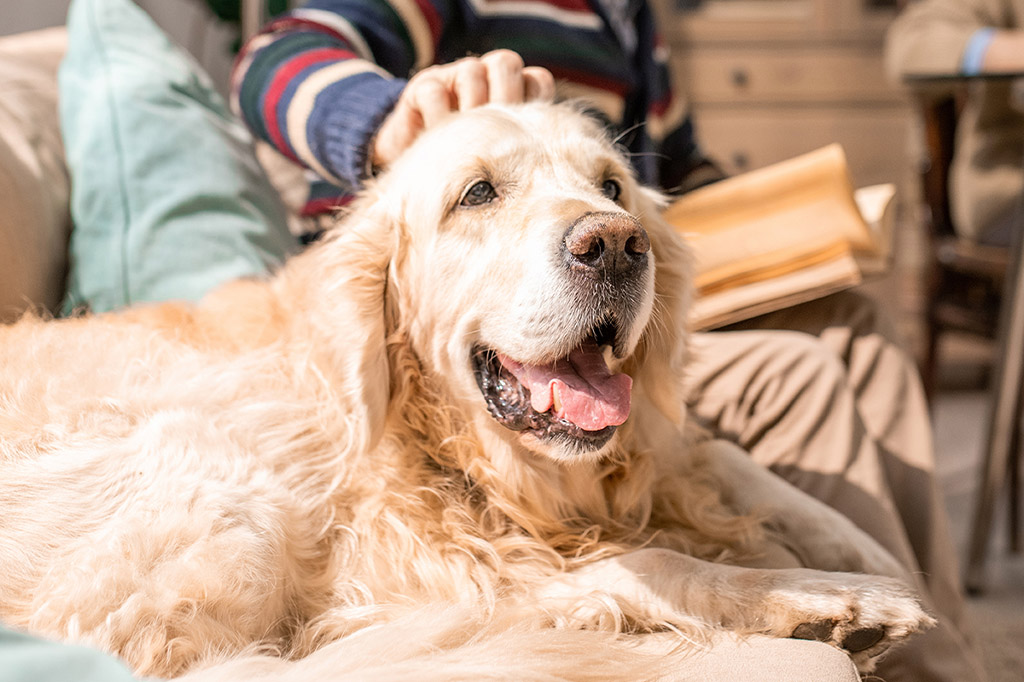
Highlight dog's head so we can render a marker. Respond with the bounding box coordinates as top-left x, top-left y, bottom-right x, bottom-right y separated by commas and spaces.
327, 102, 694, 465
